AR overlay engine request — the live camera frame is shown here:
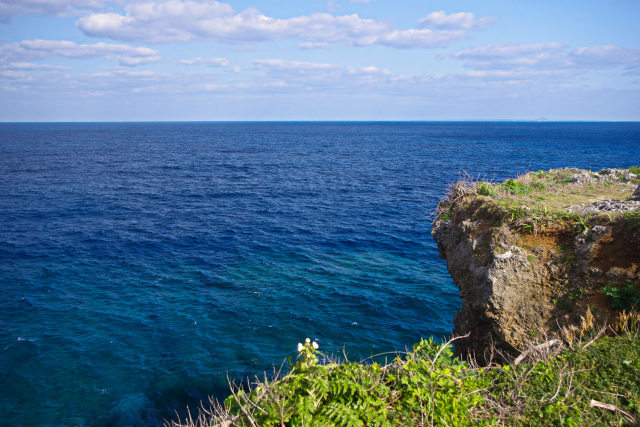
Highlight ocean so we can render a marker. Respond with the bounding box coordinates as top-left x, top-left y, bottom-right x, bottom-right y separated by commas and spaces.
1, 122, 639, 425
